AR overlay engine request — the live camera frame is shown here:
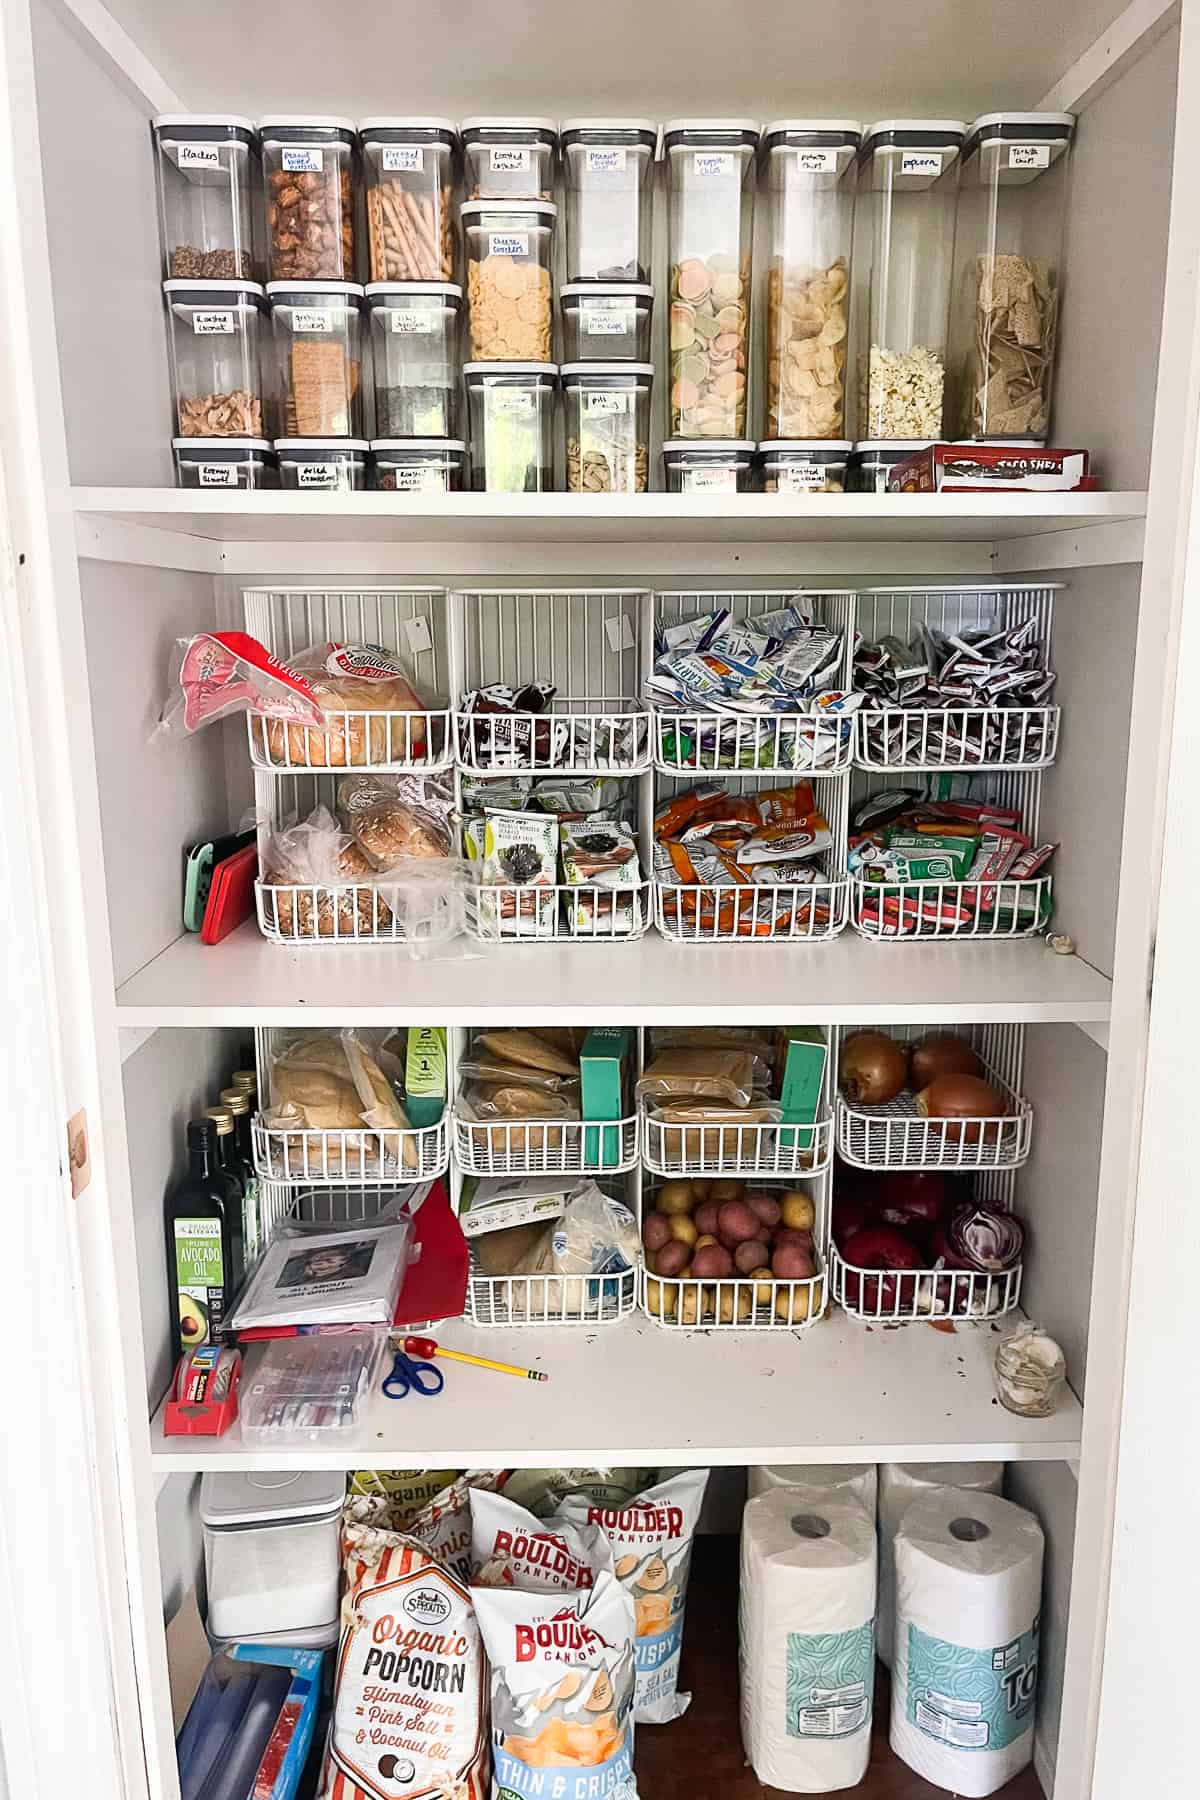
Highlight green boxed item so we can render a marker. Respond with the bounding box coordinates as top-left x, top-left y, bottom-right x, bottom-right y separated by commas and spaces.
580, 1027, 631, 1166
405, 1026, 447, 1127
882, 830, 977, 882
778, 1025, 827, 1152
